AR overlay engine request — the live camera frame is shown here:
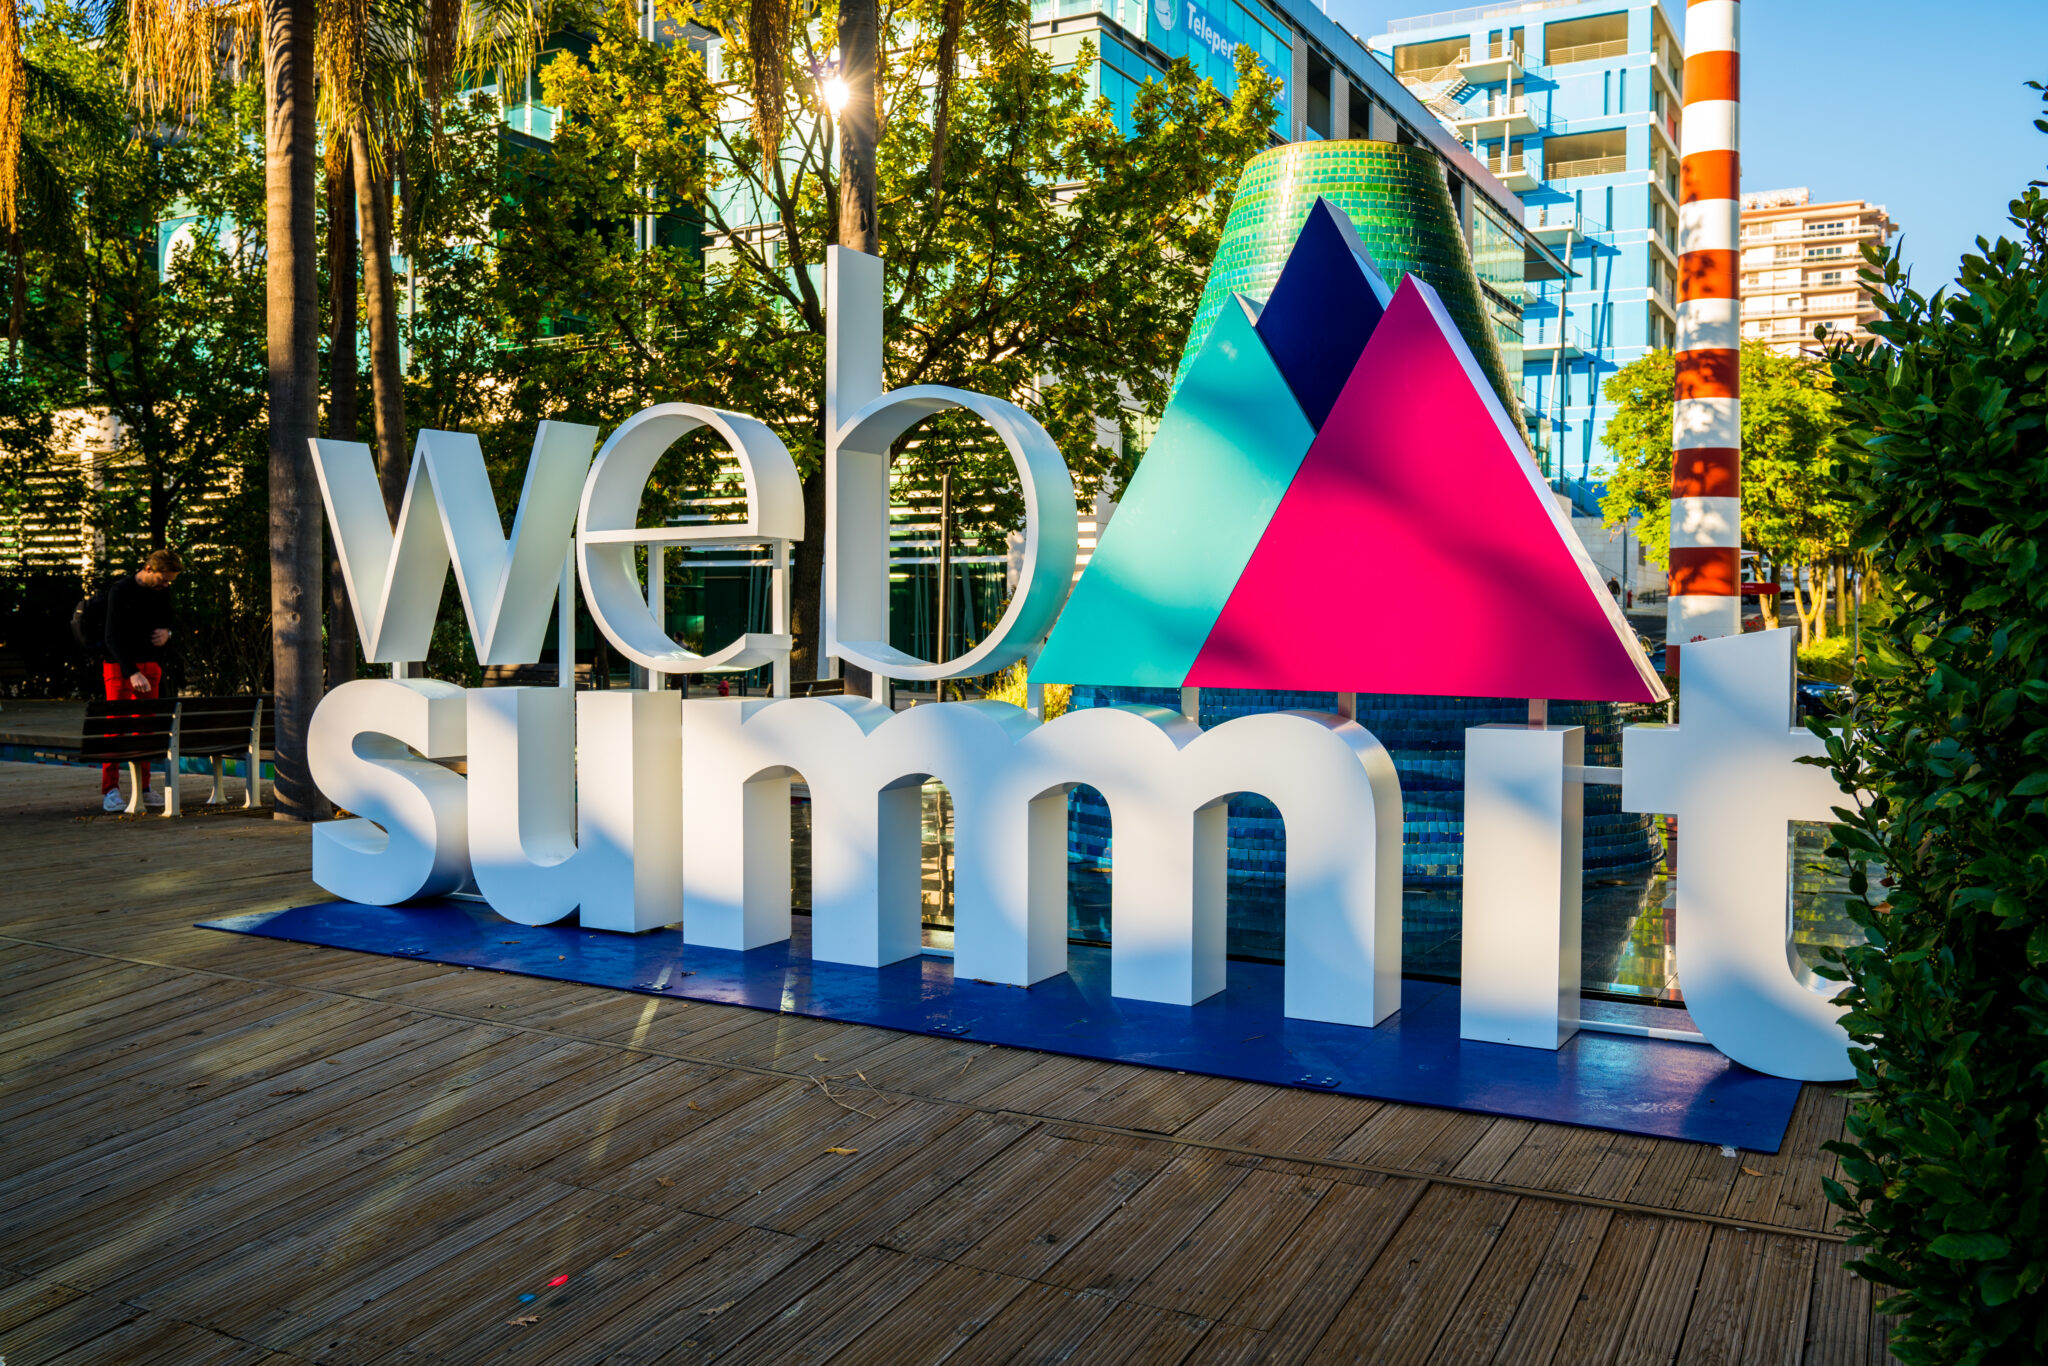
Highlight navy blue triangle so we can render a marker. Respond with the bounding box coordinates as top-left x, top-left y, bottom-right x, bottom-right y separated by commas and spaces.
1252, 198, 1394, 429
